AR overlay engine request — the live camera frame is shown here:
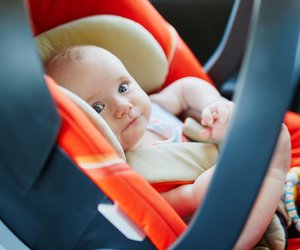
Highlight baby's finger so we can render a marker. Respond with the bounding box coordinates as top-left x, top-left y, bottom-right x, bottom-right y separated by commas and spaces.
228, 102, 235, 115
217, 106, 230, 124
201, 108, 214, 126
